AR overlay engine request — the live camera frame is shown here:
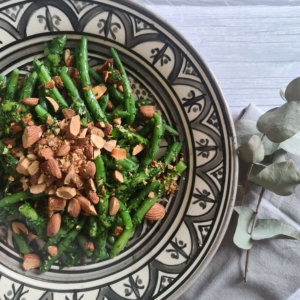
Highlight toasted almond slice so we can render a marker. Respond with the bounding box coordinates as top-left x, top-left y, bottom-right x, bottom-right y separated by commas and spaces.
113, 117, 121, 126
78, 161, 96, 179
86, 178, 96, 192
140, 105, 155, 118
94, 148, 101, 159
16, 157, 31, 176
62, 108, 75, 119
90, 134, 105, 149
30, 183, 47, 194
132, 144, 145, 156
111, 148, 126, 161
96, 121, 106, 128
86, 190, 99, 204
56, 186, 76, 199
64, 164, 76, 185
39, 148, 54, 160
12, 222, 28, 235
92, 84, 107, 100
45, 185, 56, 195
89, 127, 104, 138
79, 128, 88, 138
112, 226, 123, 236
148, 191, 155, 198
113, 170, 124, 183
48, 245, 58, 257
84, 241, 95, 251
144, 203, 166, 220
22, 253, 41, 271
28, 160, 40, 176
84, 144, 94, 160
67, 198, 81, 218
74, 174, 84, 188
56, 144, 71, 157
75, 195, 98, 216
27, 153, 38, 161
104, 140, 117, 152
44, 80, 55, 89
48, 196, 67, 211
106, 100, 113, 112
54, 128, 60, 136
45, 175, 56, 186
104, 123, 113, 137
41, 157, 62, 178
109, 197, 120, 216
22, 126, 43, 148
37, 173, 47, 184
21, 98, 39, 107
47, 213, 61, 237
66, 115, 81, 138
27, 232, 38, 243
45, 97, 59, 112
